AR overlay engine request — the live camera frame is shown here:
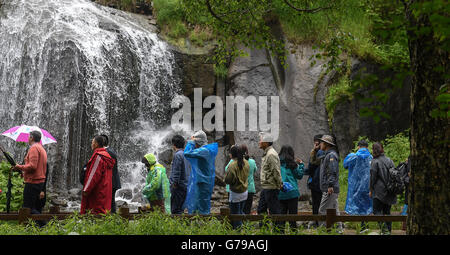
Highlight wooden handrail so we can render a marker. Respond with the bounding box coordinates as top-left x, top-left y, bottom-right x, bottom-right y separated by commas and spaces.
0, 206, 406, 231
